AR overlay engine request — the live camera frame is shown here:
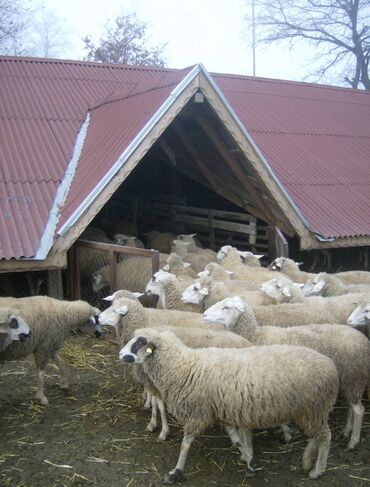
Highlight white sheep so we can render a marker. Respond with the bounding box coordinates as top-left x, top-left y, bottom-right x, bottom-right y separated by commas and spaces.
217, 246, 275, 283
240, 292, 370, 327
170, 240, 216, 273
260, 277, 306, 304
0, 296, 100, 405
145, 271, 198, 312
217, 245, 263, 267
204, 296, 370, 450
303, 272, 370, 297
120, 328, 338, 481
270, 257, 370, 286
182, 275, 272, 308
93, 253, 168, 294
162, 253, 197, 279
113, 234, 145, 248
99, 297, 246, 440
0, 307, 31, 352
